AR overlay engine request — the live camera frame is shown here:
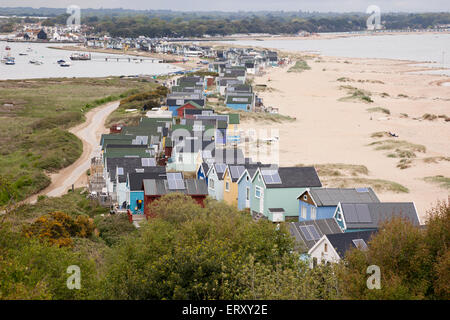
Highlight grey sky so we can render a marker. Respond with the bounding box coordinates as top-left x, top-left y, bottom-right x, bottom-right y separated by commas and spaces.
1, 0, 449, 12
